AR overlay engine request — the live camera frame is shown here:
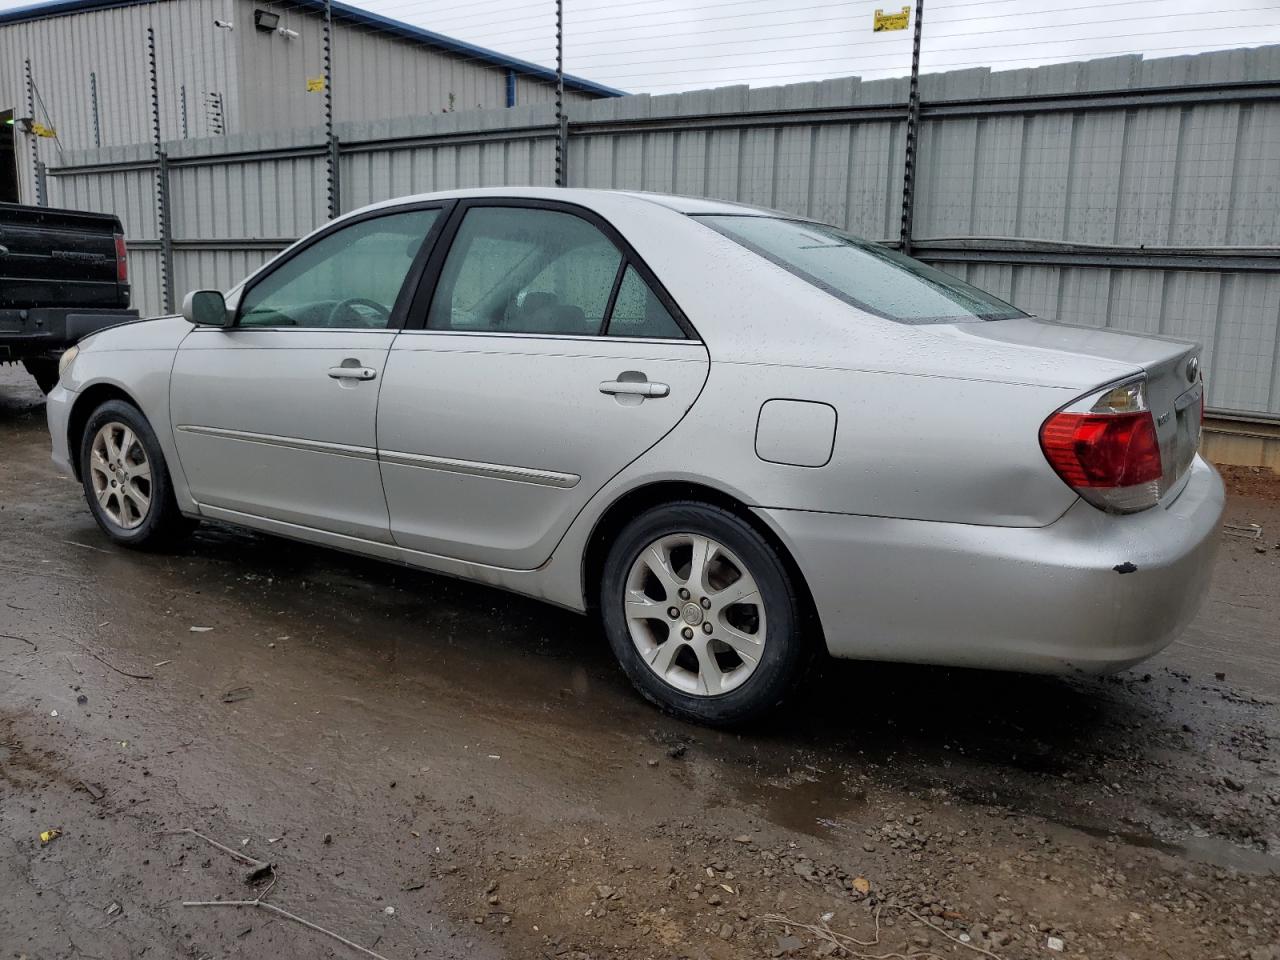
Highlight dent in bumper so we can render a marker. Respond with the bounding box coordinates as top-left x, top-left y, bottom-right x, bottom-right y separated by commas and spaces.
756, 457, 1225, 674
46, 383, 76, 476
